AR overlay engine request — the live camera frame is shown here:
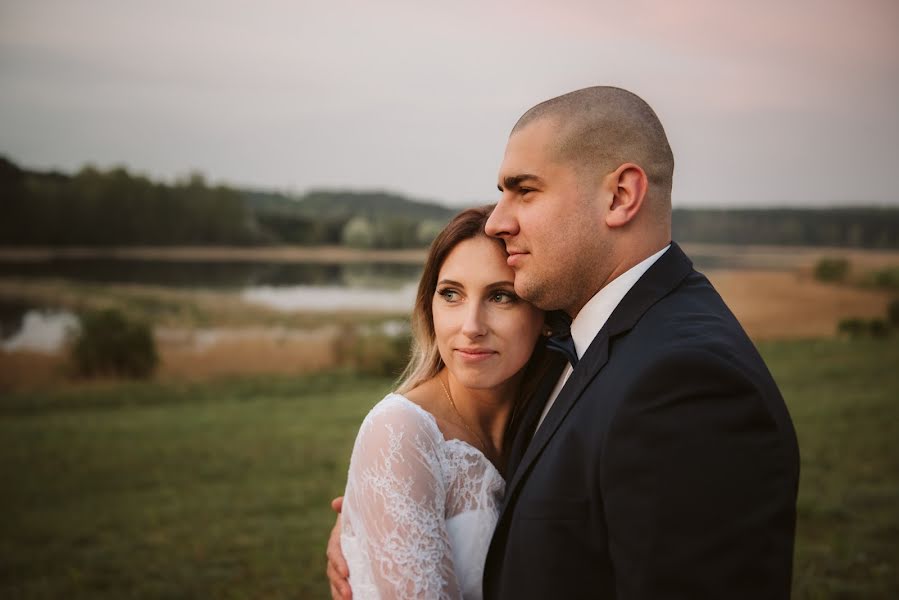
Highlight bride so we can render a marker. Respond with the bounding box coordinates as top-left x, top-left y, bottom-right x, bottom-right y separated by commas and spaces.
333, 206, 553, 599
